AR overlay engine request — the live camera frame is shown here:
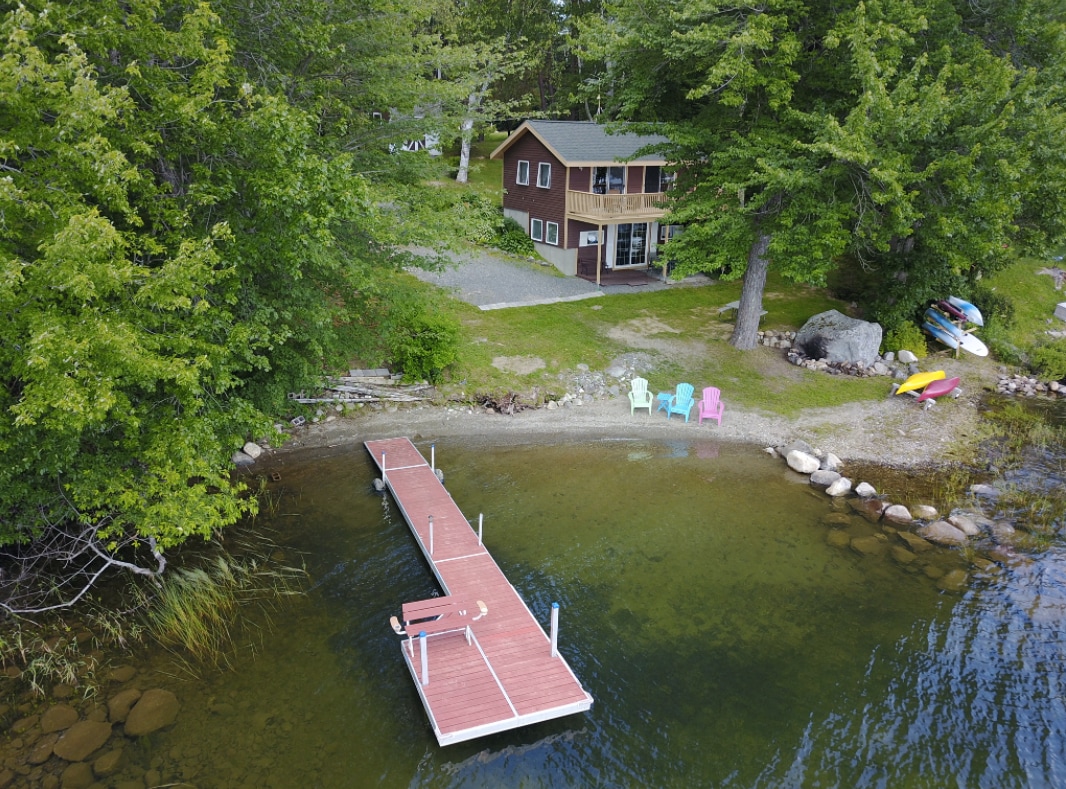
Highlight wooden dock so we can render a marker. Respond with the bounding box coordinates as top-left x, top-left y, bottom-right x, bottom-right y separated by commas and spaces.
366, 437, 593, 746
